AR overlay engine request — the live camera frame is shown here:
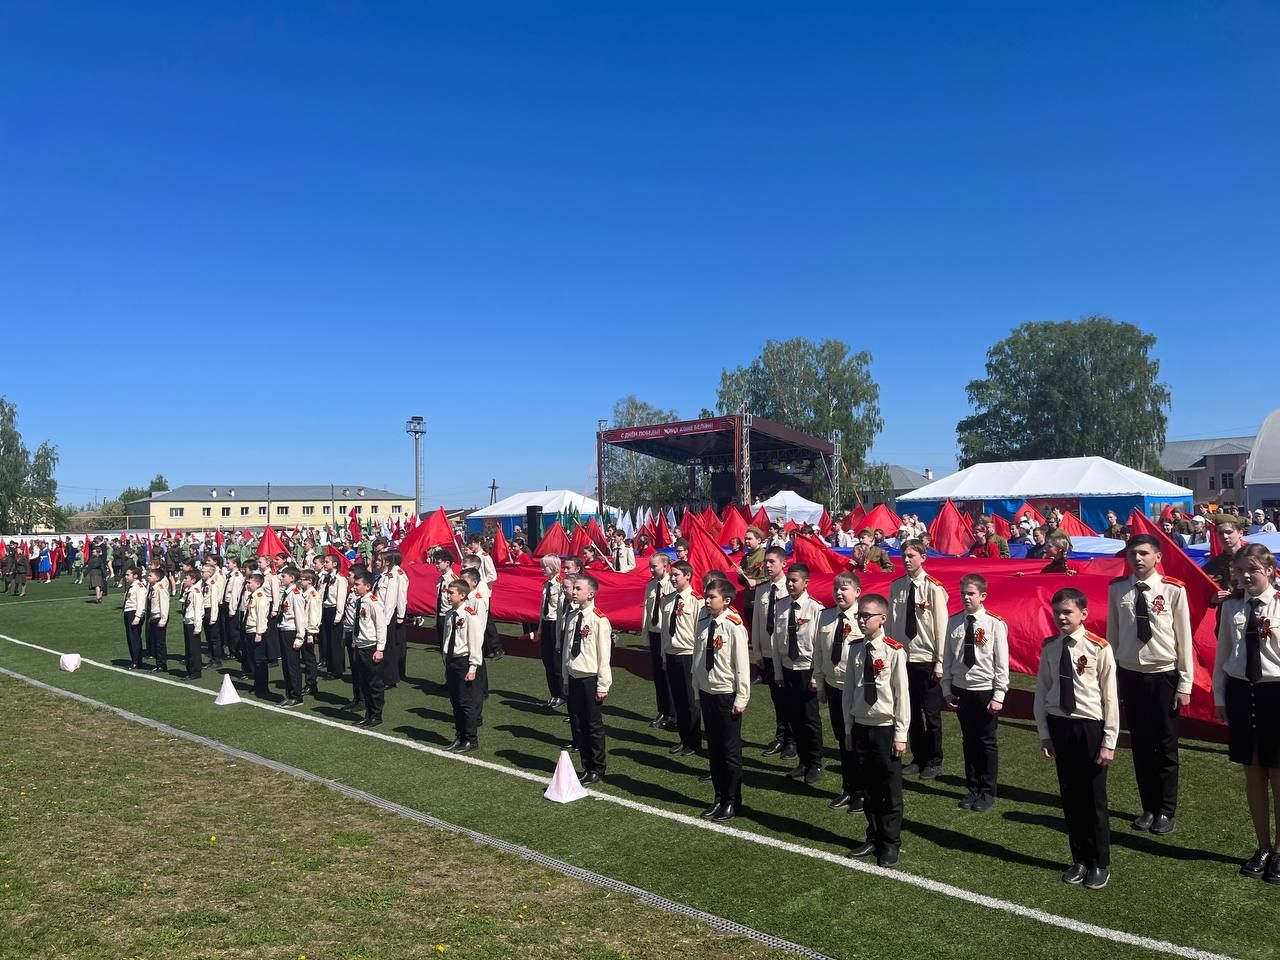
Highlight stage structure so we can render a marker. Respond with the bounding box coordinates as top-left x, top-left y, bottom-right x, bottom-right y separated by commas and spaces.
597, 414, 838, 511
